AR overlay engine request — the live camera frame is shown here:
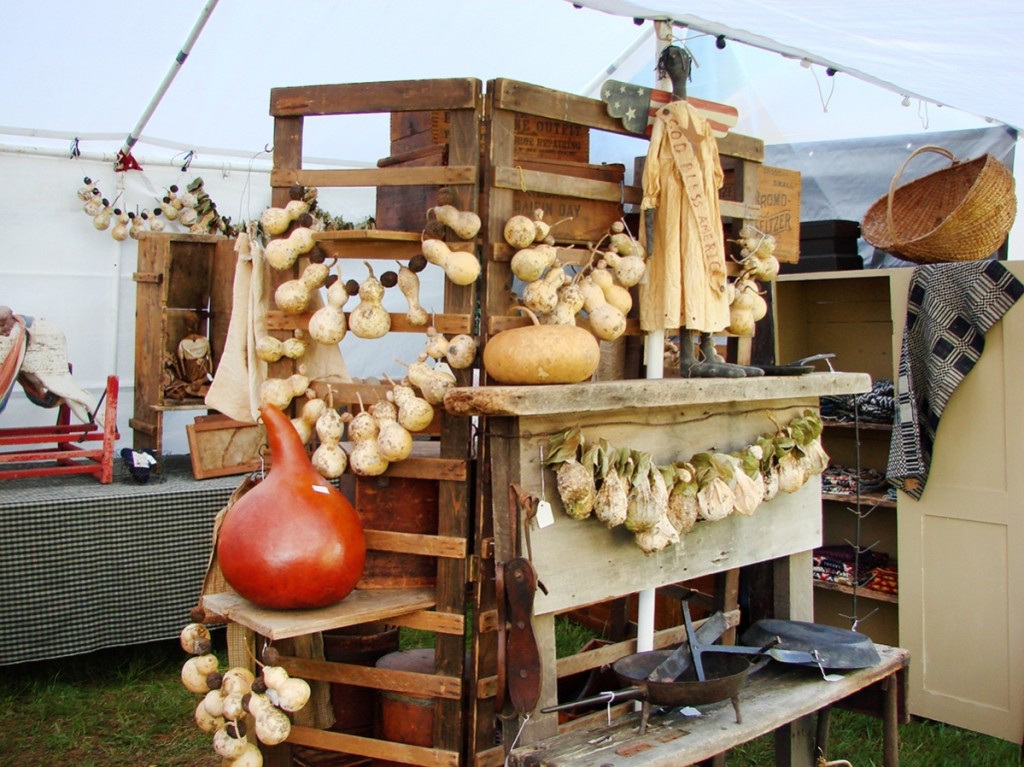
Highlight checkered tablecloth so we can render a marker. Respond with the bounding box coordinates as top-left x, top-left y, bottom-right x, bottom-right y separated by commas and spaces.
0, 455, 241, 665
